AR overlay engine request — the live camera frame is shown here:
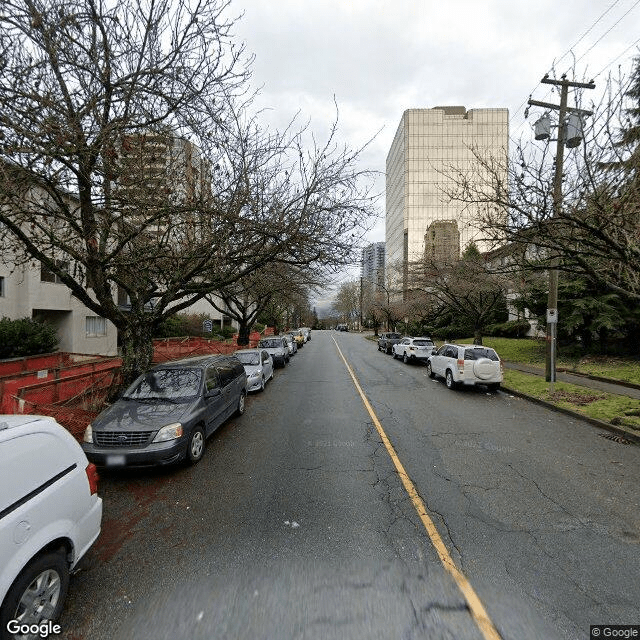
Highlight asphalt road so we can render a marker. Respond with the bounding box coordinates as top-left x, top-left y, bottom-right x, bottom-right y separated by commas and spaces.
59, 331, 640, 640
